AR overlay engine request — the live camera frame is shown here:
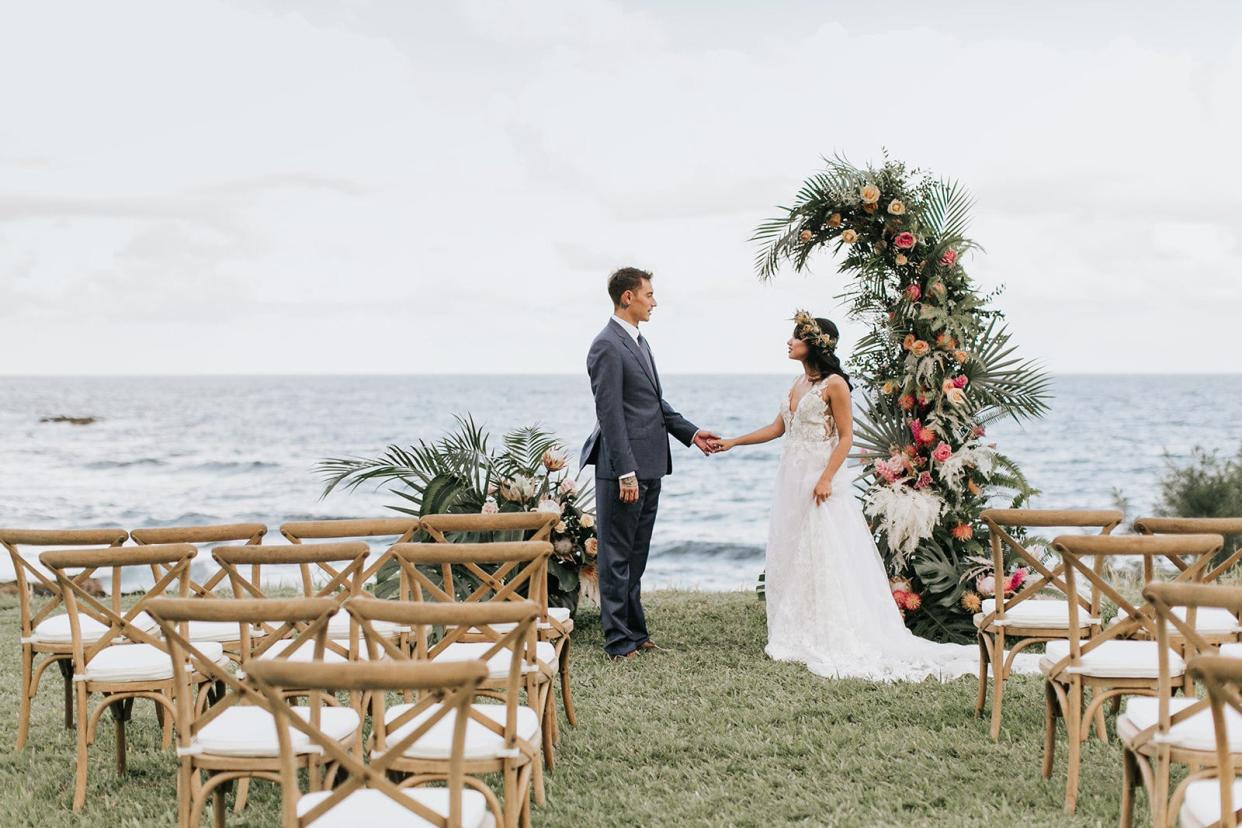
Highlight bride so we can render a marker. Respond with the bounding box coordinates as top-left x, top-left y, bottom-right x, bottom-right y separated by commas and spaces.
715, 312, 985, 681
